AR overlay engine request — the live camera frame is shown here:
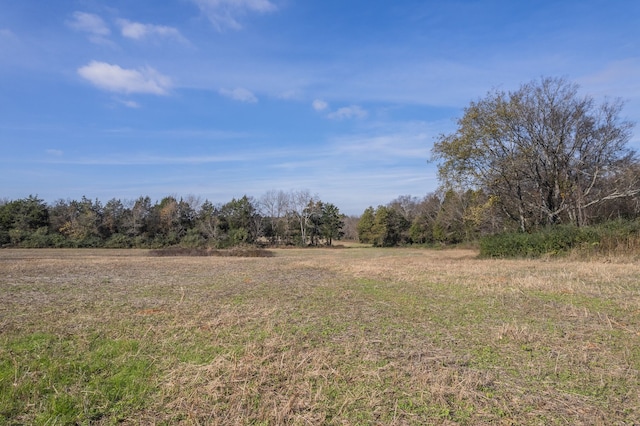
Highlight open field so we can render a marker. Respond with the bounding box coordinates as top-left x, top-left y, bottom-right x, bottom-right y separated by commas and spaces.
1, 248, 639, 425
